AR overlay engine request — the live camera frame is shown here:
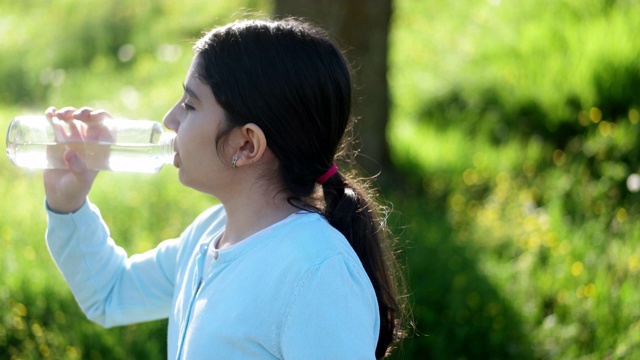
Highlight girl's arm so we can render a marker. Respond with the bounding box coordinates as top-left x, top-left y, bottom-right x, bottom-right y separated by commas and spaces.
45, 200, 179, 327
